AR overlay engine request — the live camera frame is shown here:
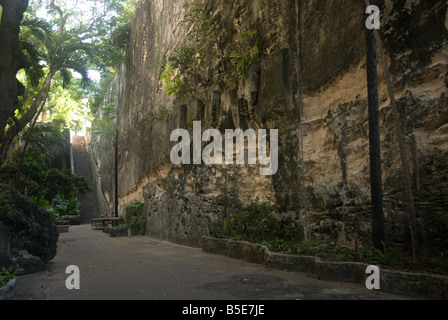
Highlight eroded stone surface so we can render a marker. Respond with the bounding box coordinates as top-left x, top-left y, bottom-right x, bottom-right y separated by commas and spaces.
89, 0, 448, 255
